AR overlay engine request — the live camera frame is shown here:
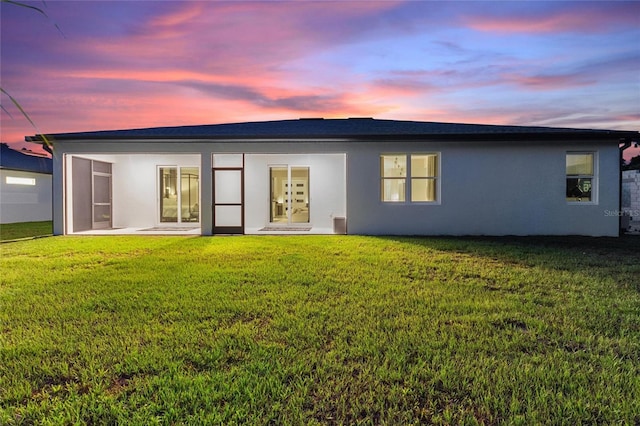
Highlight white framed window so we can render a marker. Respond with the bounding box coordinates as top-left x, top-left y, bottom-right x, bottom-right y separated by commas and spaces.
381, 153, 439, 203
566, 152, 596, 203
